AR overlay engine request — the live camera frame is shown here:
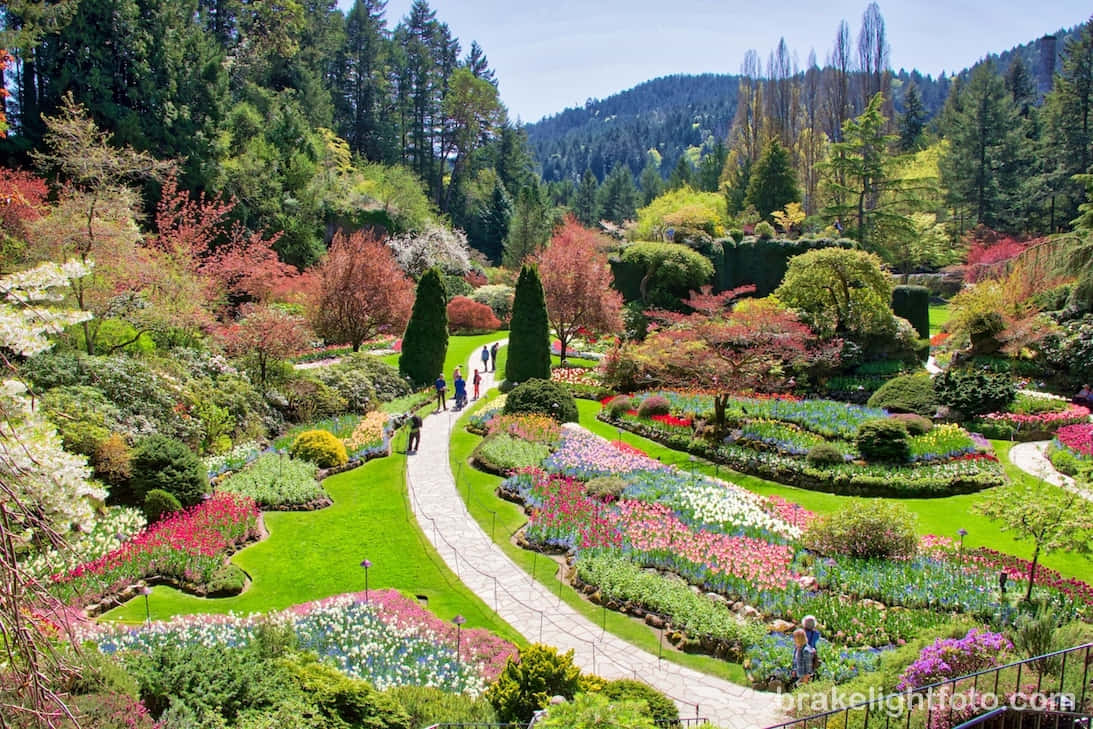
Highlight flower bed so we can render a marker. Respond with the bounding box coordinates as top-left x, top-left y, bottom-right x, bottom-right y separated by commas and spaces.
205, 440, 266, 480
85, 589, 516, 694
1054, 422, 1093, 458
50, 493, 260, 607
22, 507, 146, 582
974, 403, 1090, 440
217, 453, 326, 509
